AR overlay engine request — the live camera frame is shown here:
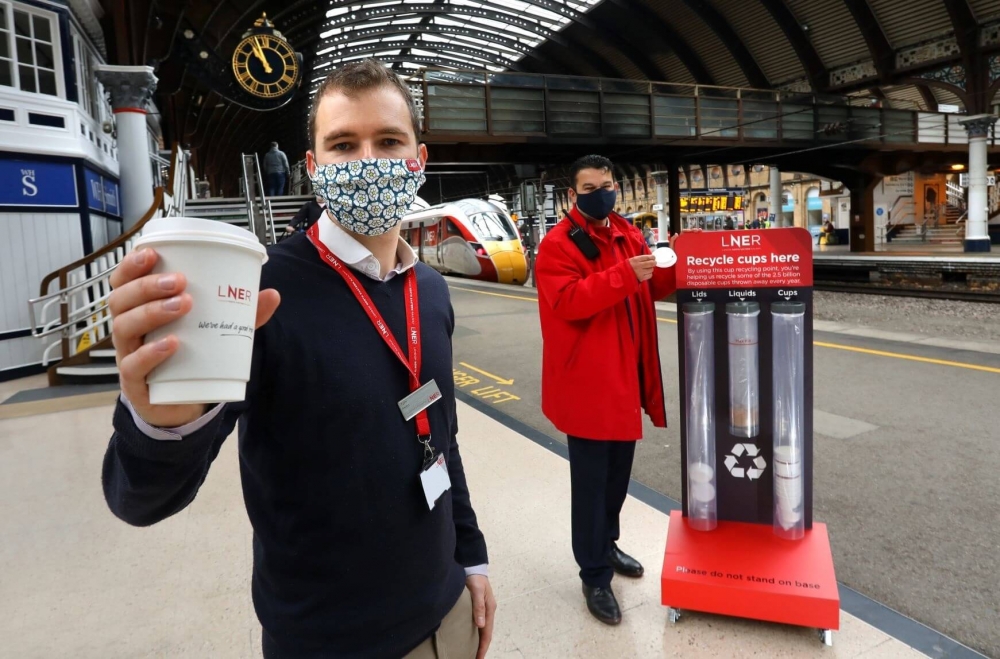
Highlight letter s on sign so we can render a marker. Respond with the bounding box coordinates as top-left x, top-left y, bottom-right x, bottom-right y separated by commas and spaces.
22, 173, 38, 197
